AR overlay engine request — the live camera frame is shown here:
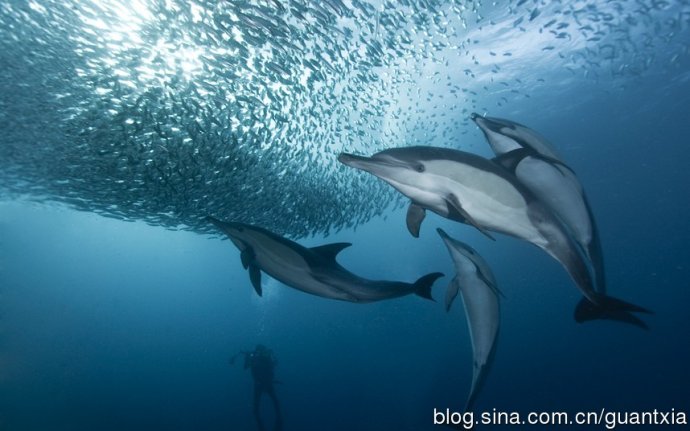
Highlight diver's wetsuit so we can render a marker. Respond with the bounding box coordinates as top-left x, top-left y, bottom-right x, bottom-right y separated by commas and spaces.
244, 349, 282, 431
